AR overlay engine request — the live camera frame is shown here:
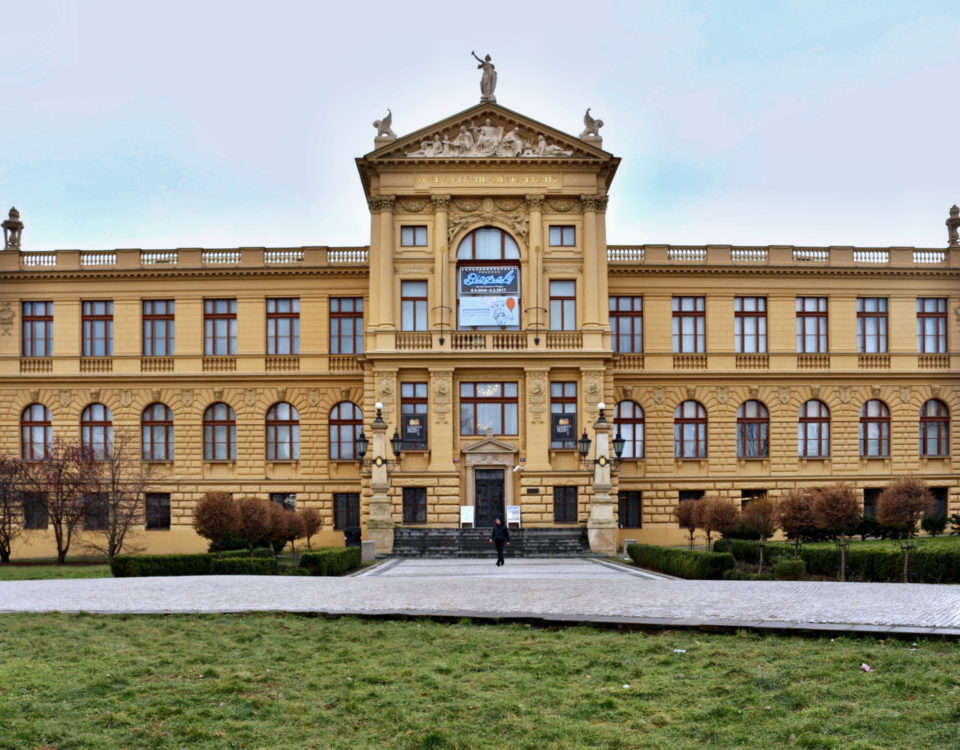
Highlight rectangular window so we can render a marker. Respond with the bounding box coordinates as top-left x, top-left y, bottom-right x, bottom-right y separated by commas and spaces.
330, 297, 364, 354
21, 492, 47, 530
550, 280, 576, 331
460, 382, 518, 436
270, 492, 296, 511
917, 298, 947, 353
333, 492, 360, 530
740, 489, 767, 511
400, 226, 428, 247
863, 487, 882, 518
203, 299, 237, 356
734, 297, 767, 353
82, 300, 114, 356
678, 490, 704, 503
402, 487, 427, 524
796, 297, 828, 353
142, 300, 175, 356
400, 383, 428, 449
266, 298, 300, 355
553, 486, 578, 523
401, 281, 428, 331
83, 494, 108, 531
930, 487, 948, 517
672, 296, 705, 353
609, 296, 643, 353
22, 301, 53, 357
550, 382, 577, 449
618, 490, 642, 528
857, 297, 888, 353
145, 493, 171, 530
548, 226, 576, 246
